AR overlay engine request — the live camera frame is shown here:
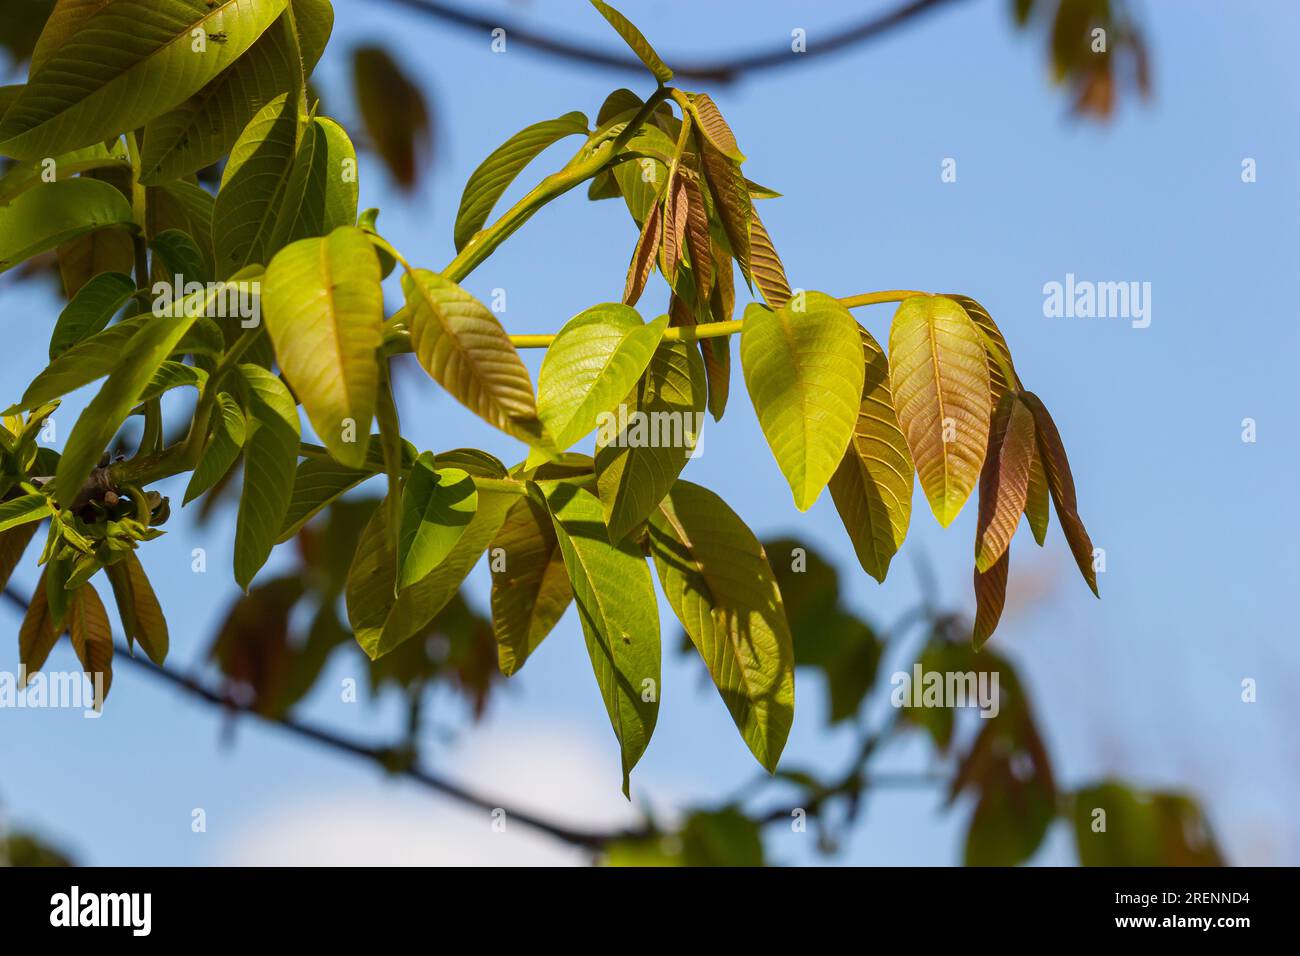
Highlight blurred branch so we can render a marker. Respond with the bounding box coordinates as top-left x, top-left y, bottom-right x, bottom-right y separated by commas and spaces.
374, 0, 967, 84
